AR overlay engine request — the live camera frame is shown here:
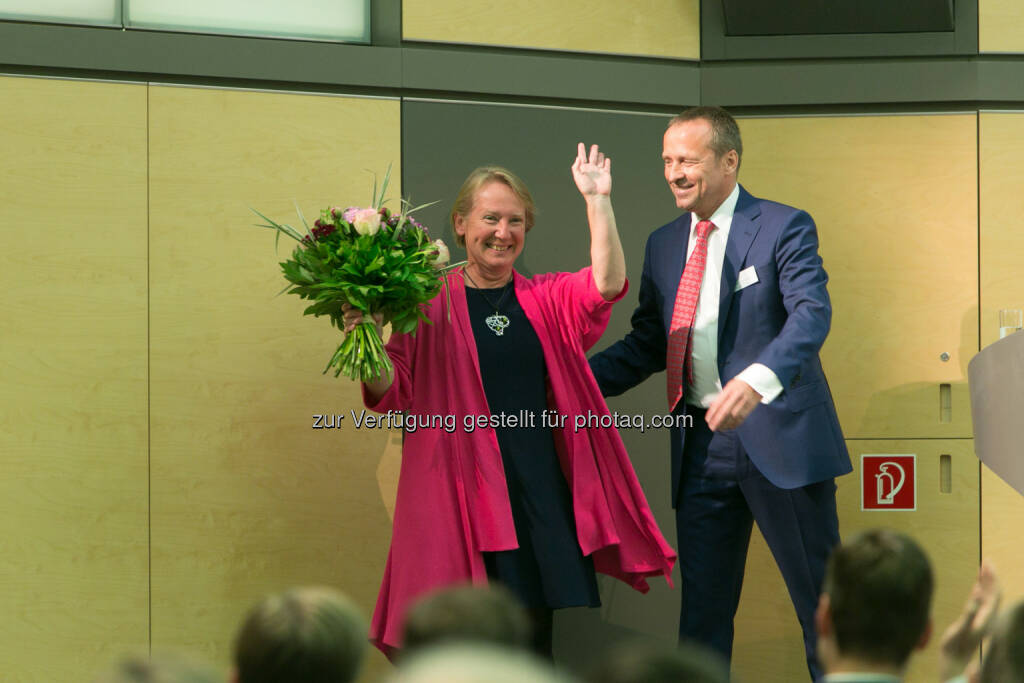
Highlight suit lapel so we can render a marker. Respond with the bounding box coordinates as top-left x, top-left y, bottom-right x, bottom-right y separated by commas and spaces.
718, 186, 761, 345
